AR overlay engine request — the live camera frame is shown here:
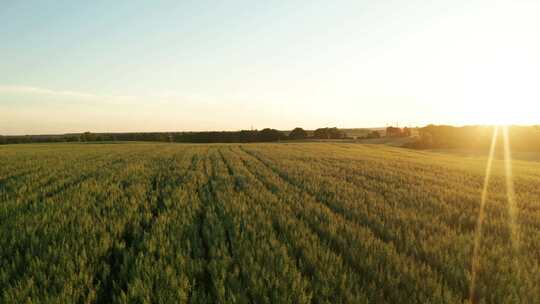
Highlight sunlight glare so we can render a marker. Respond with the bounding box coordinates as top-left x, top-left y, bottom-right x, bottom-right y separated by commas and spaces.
502, 126, 520, 250
470, 125, 523, 303
469, 125, 499, 303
